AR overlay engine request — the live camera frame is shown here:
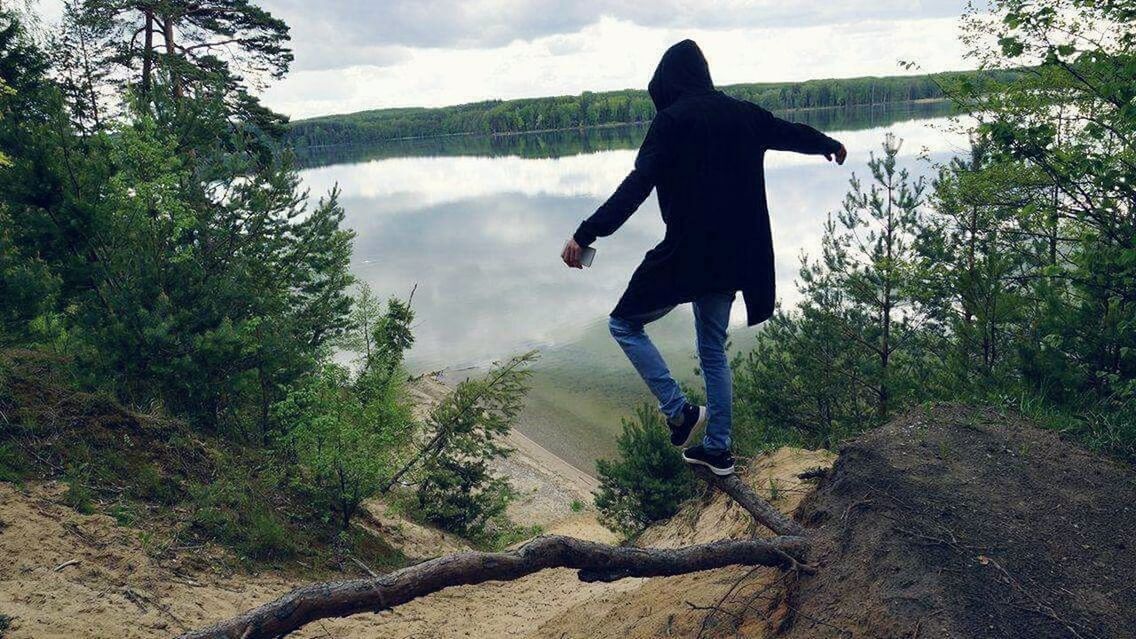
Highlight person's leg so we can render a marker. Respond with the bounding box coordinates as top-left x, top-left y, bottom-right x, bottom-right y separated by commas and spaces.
608, 306, 686, 421
692, 291, 735, 453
